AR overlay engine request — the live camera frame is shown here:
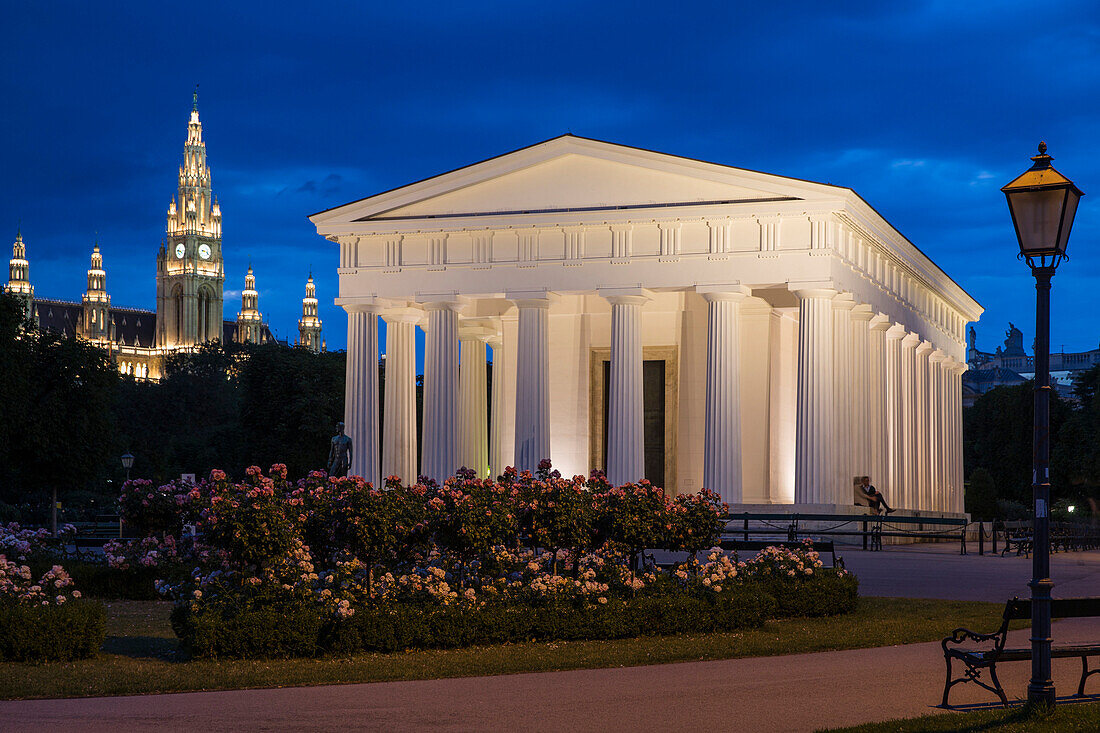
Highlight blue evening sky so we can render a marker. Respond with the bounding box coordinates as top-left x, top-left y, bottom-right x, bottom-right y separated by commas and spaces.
4, 1, 1100, 357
